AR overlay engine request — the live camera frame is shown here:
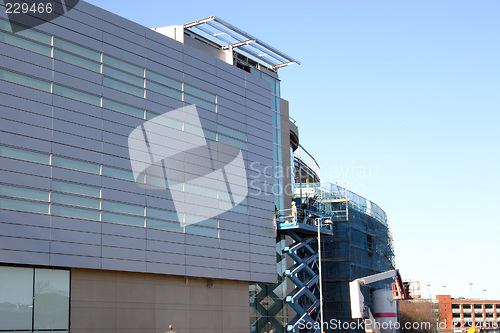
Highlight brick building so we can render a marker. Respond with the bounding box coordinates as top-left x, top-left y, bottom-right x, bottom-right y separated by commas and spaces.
437, 295, 500, 333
